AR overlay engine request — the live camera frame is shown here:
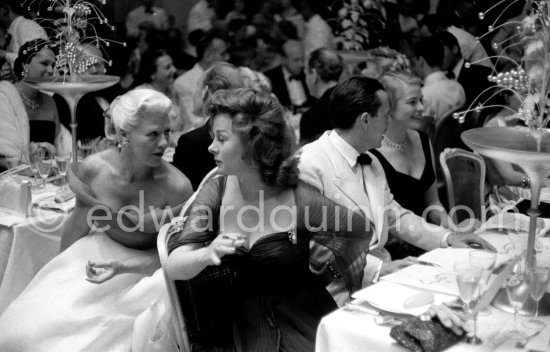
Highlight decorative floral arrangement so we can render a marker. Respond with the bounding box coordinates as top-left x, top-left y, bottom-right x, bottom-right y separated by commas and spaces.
331, 0, 385, 51
22, 0, 124, 81
458, 0, 550, 129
